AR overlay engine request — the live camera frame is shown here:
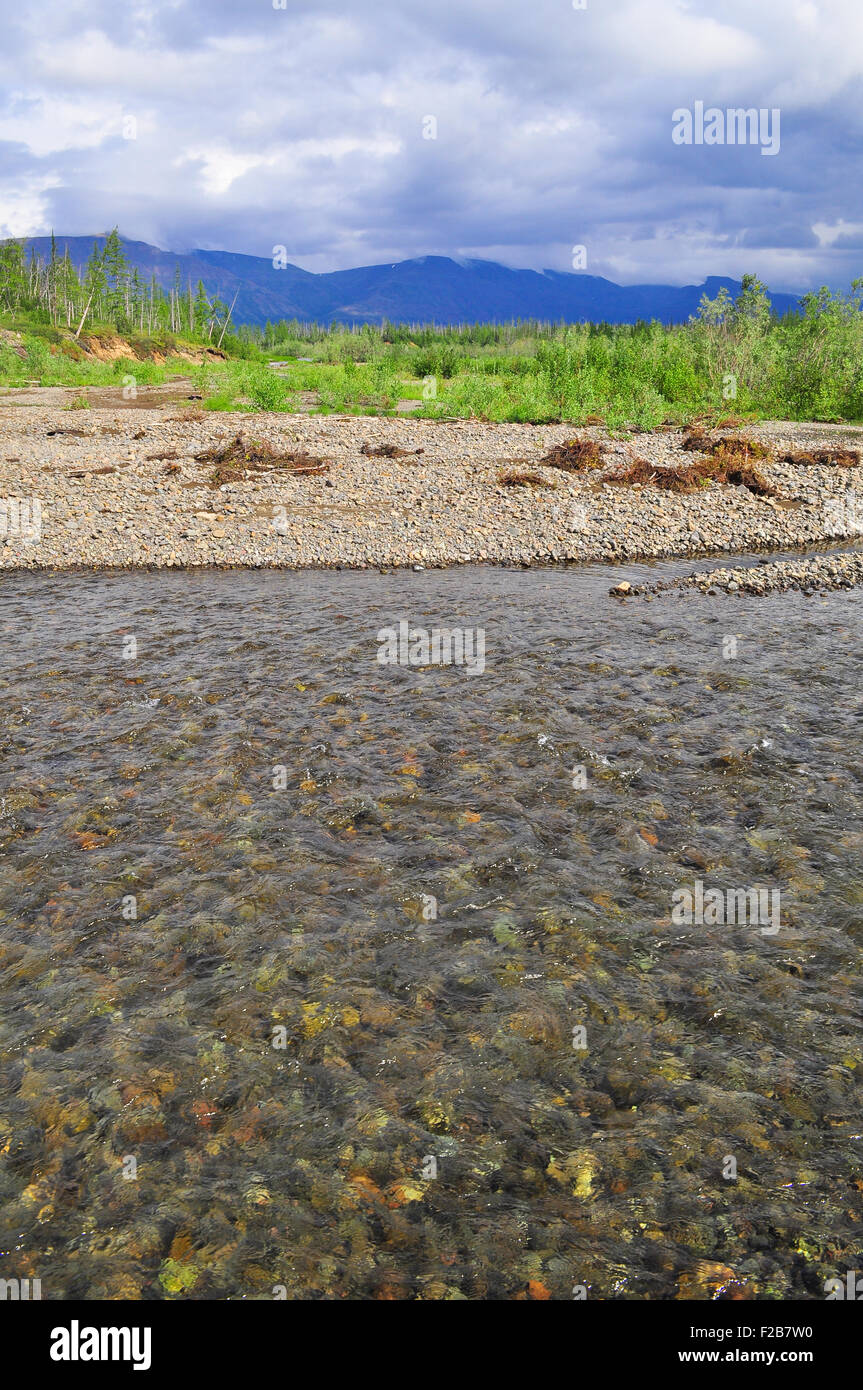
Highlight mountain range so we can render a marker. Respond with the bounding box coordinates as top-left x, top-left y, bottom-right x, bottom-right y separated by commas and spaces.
19, 235, 803, 328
